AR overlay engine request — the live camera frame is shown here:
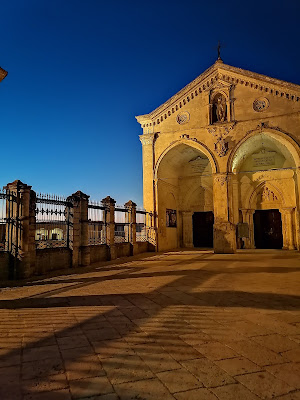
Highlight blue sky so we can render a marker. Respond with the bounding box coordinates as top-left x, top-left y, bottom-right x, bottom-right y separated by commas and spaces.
0, 0, 299, 206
